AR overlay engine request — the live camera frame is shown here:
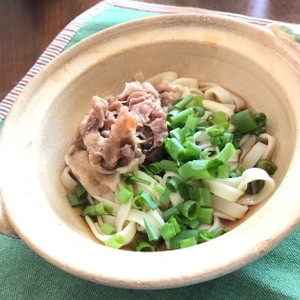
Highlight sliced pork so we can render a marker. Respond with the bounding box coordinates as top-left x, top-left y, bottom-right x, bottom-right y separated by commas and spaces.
66, 81, 181, 196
